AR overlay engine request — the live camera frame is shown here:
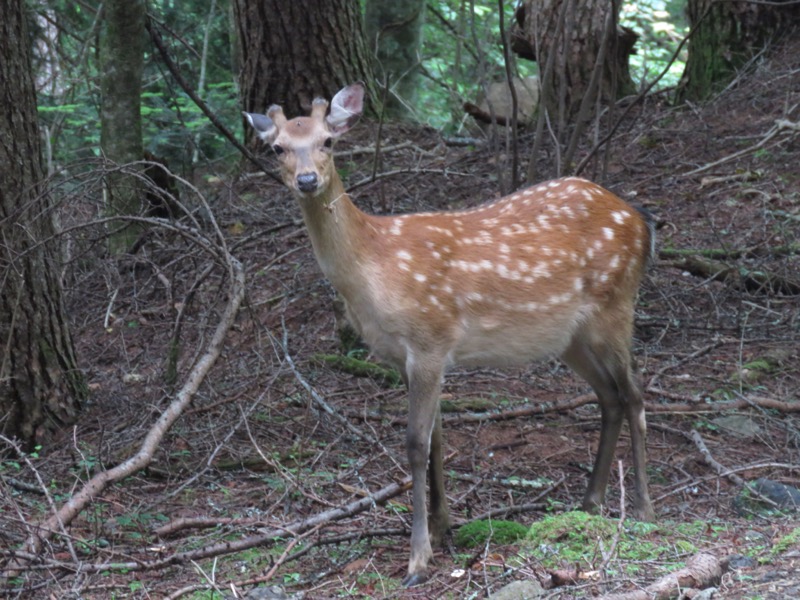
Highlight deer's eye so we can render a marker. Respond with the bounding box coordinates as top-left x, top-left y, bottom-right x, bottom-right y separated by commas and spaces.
273, 145, 285, 156
323, 137, 333, 149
